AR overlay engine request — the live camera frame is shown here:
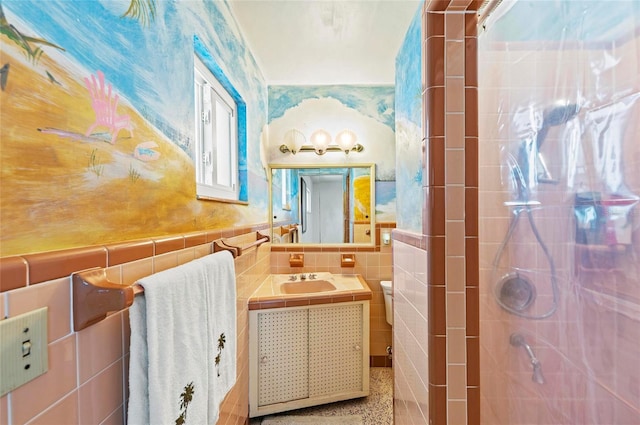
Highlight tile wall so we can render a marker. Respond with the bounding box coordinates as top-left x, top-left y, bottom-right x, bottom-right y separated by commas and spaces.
270, 222, 395, 362
0, 223, 395, 424
0, 227, 270, 425
393, 1, 480, 424
478, 13, 640, 424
